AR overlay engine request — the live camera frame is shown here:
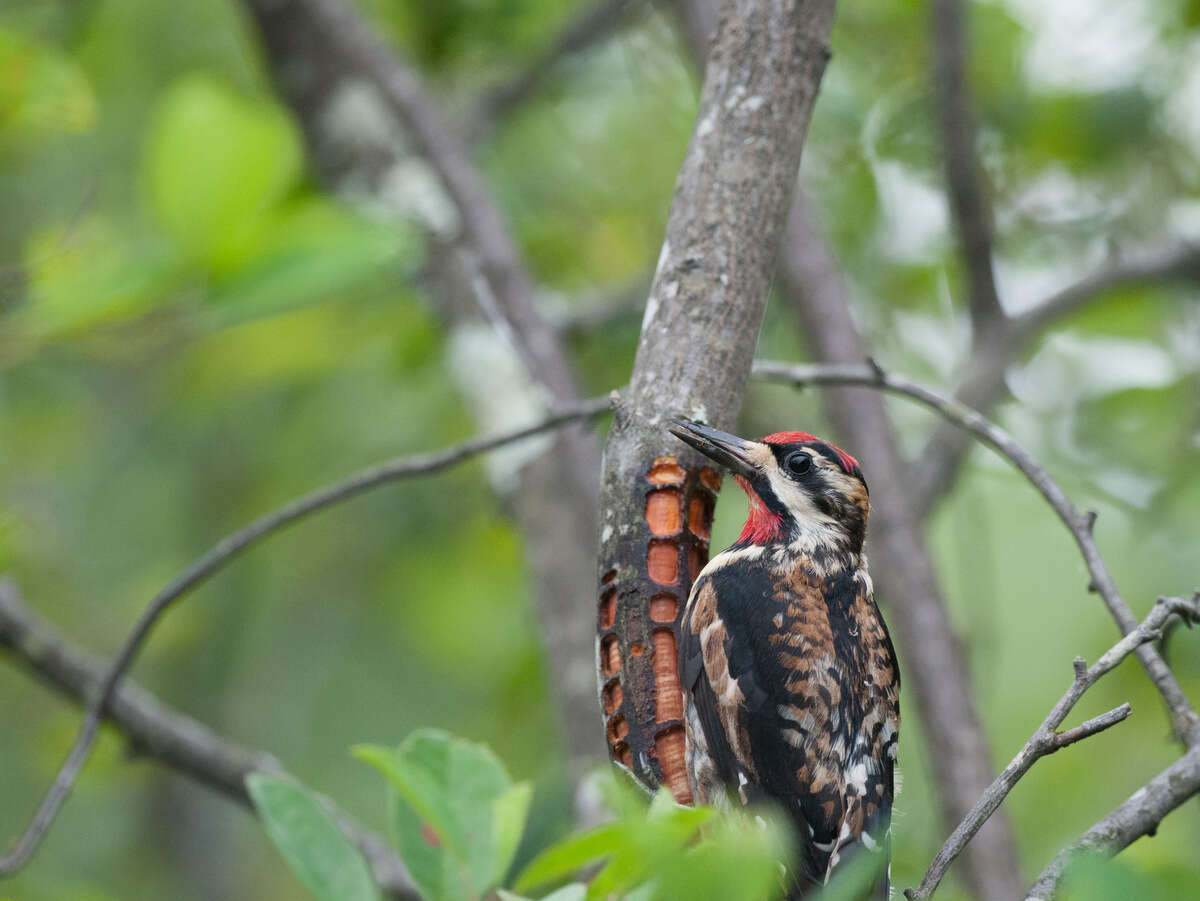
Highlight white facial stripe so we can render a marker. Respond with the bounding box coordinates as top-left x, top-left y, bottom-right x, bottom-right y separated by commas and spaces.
762, 466, 836, 528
